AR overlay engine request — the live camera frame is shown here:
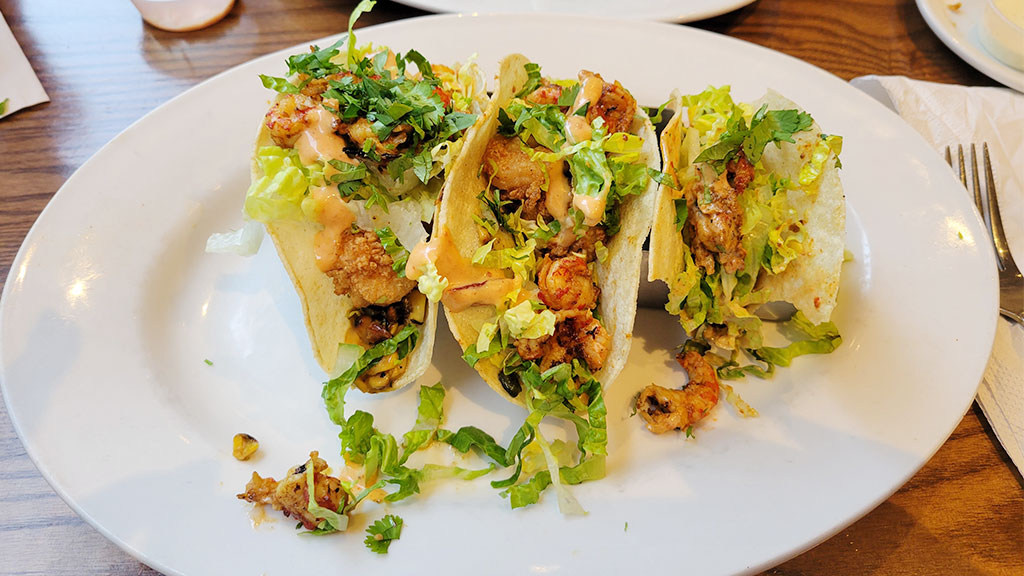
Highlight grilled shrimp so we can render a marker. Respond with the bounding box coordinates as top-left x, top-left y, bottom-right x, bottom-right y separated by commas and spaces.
526, 83, 564, 106
537, 255, 599, 311
481, 135, 548, 219
264, 93, 319, 146
514, 309, 610, 372
686, 153, 754, 275
636, 351, 720, 434
237, 452, 347, 531
547, 226, 607, 261
580, 71, 637, 135
340, 118, 413, 159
